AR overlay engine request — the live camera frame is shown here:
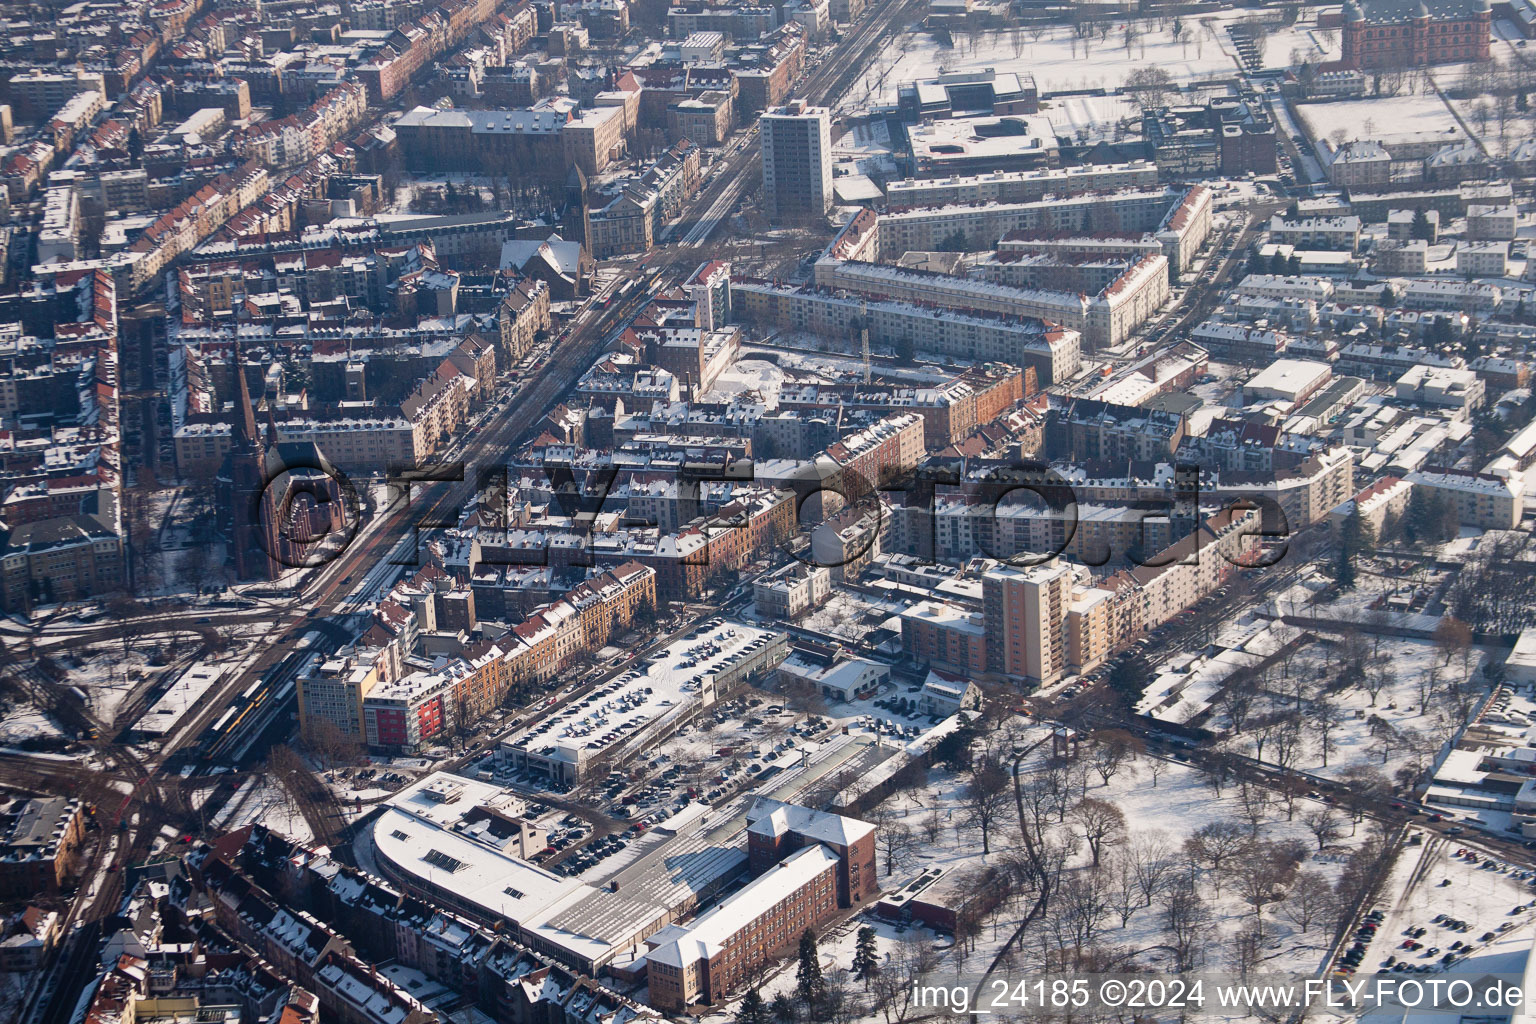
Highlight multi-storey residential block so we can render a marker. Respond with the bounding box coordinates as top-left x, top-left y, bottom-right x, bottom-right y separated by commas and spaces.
761, 100, 832, 223
1406, 466, 1524, 529
982, 562, 1072, 686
